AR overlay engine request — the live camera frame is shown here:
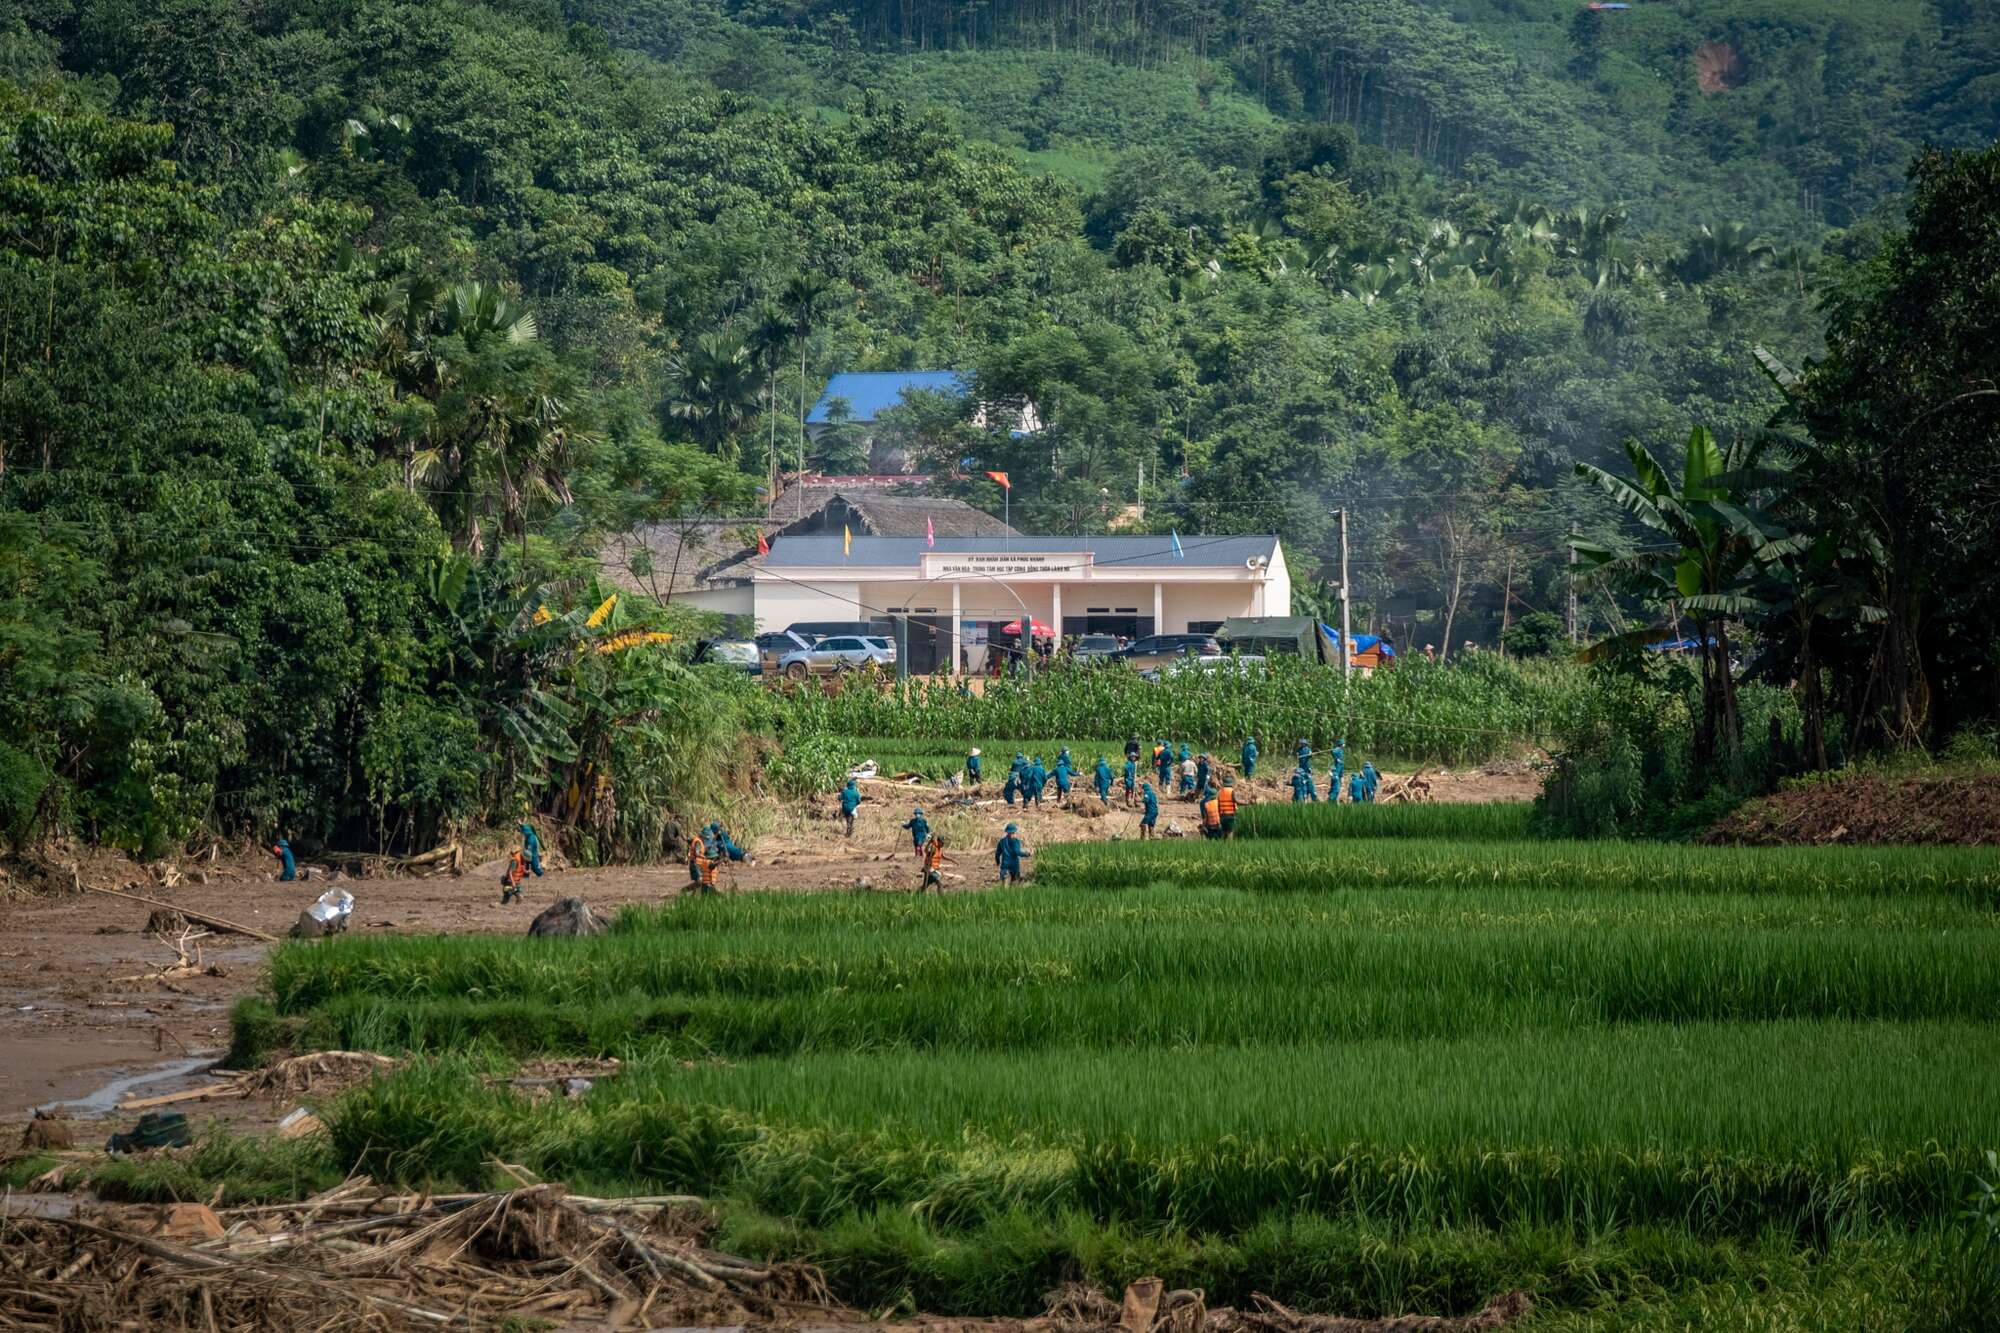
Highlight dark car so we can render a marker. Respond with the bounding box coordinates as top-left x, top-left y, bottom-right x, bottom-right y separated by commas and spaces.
1068, 634, 1124, 659
1116, 634, 1224, 670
